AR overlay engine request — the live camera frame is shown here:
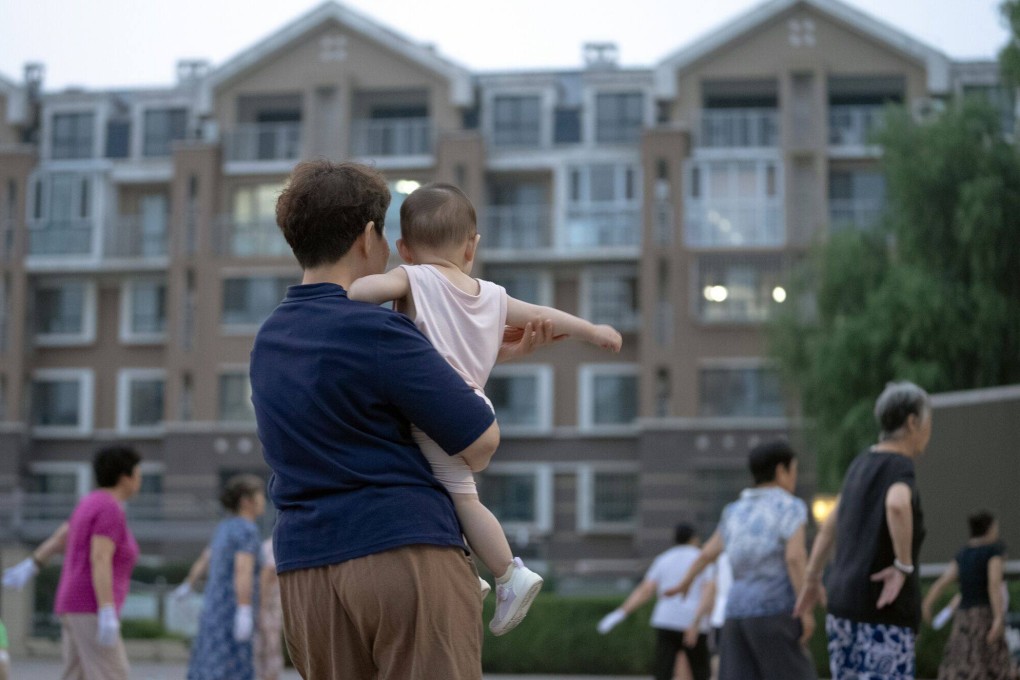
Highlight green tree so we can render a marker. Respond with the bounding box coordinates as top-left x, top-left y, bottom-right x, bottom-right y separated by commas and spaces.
999, 0, 1020, 88
769, 101, 1020, 490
